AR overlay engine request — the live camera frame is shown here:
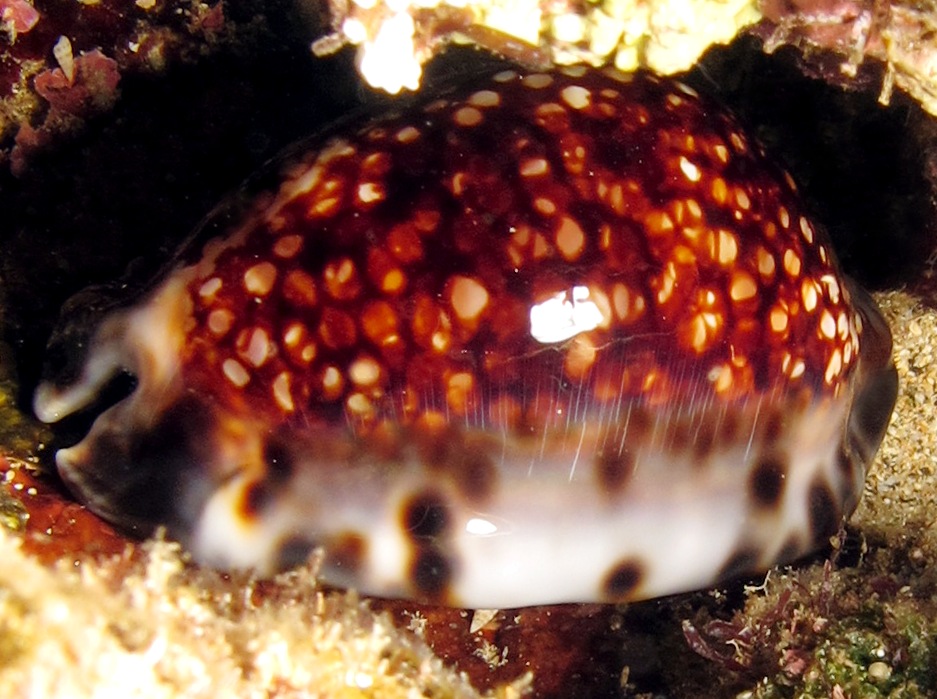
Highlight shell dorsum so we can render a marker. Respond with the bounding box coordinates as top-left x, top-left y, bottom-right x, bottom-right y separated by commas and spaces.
35, 67, 897, 608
